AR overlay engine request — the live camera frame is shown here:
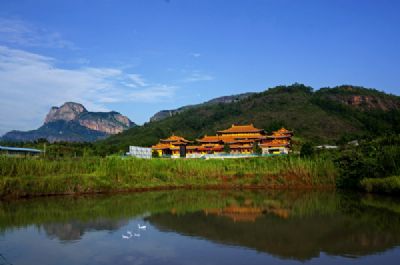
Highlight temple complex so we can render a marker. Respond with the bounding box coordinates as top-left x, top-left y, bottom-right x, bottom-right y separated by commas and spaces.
150, 125, 293, 157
